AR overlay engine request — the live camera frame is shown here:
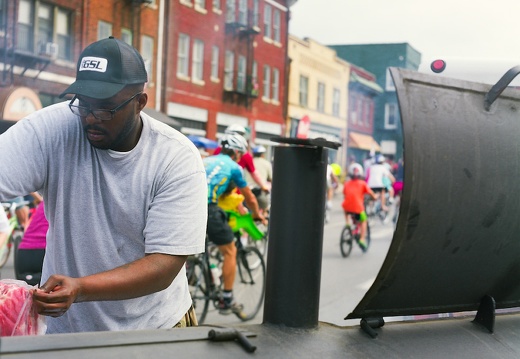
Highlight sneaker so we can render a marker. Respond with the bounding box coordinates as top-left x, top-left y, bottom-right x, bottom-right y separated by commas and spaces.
358, 238, 368, 253
218, 298, 246, 318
